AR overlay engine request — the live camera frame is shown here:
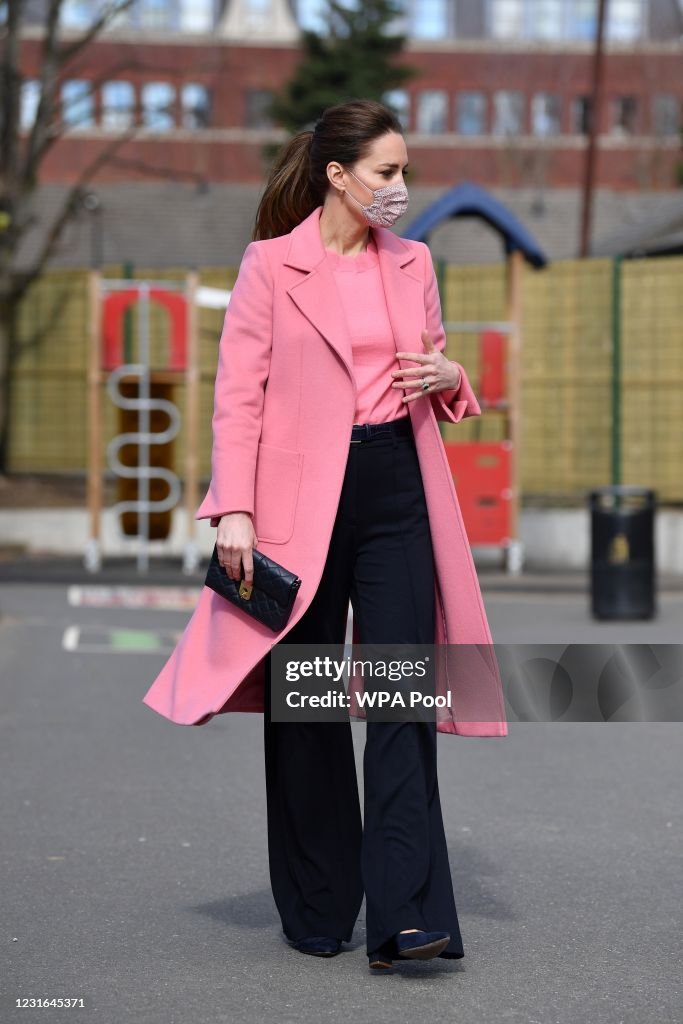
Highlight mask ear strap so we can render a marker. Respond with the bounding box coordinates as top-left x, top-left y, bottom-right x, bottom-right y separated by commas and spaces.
345, 188, 366, 213
347, 168, 374, 201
